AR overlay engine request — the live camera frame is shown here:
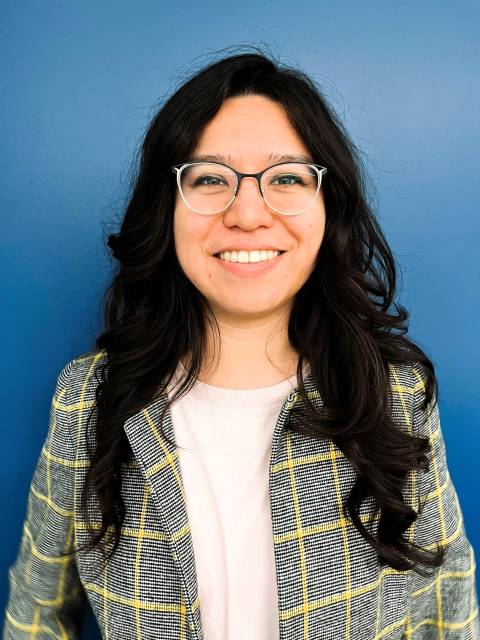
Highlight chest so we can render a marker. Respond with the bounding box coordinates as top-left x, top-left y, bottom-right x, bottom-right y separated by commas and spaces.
72, 413, 416, 640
